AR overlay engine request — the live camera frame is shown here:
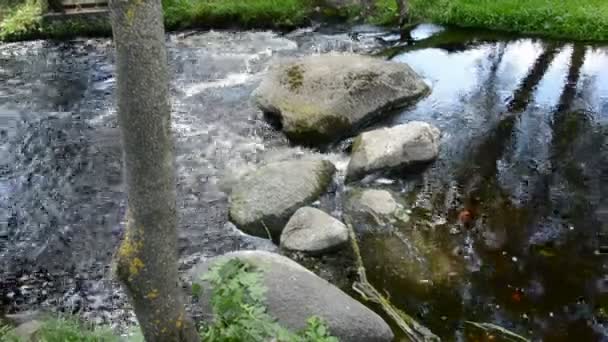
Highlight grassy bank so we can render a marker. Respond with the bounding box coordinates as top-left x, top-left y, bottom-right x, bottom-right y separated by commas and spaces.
4, 0, 606, 42
163, 0, 311, 29
374, 0, 608, 41
2, 1, 607, 43
0, 0, 316, 41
